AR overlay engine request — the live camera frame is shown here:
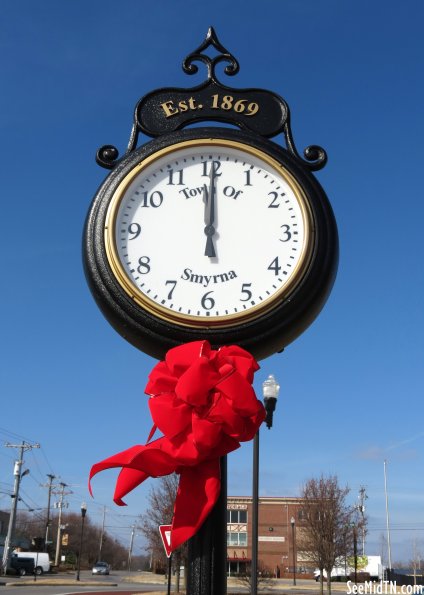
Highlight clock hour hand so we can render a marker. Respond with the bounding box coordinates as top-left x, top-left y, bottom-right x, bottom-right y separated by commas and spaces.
203, 166, 216, 257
